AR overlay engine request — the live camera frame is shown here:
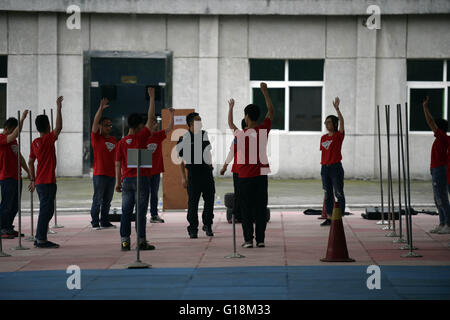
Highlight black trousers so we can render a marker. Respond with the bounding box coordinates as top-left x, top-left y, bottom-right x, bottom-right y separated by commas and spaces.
239, 175, 268, 243
232, 172, 242, 220
186, 169, 215, 233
